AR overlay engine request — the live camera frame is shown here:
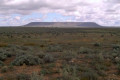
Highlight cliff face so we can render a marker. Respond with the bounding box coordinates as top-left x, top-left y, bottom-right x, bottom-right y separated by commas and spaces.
24, 22, 102, 28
